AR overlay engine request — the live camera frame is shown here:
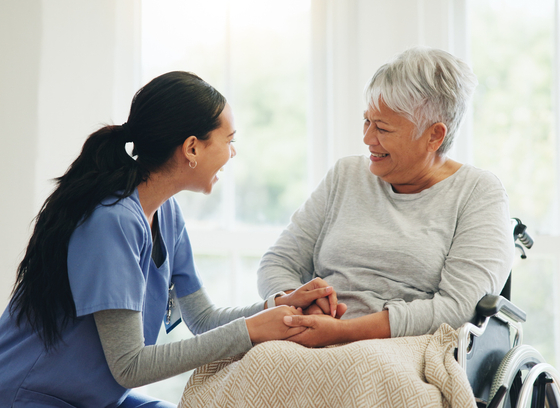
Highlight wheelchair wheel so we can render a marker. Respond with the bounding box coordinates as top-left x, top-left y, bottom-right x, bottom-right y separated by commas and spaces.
516, 363, 560, 408
489, 345, 545, 408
